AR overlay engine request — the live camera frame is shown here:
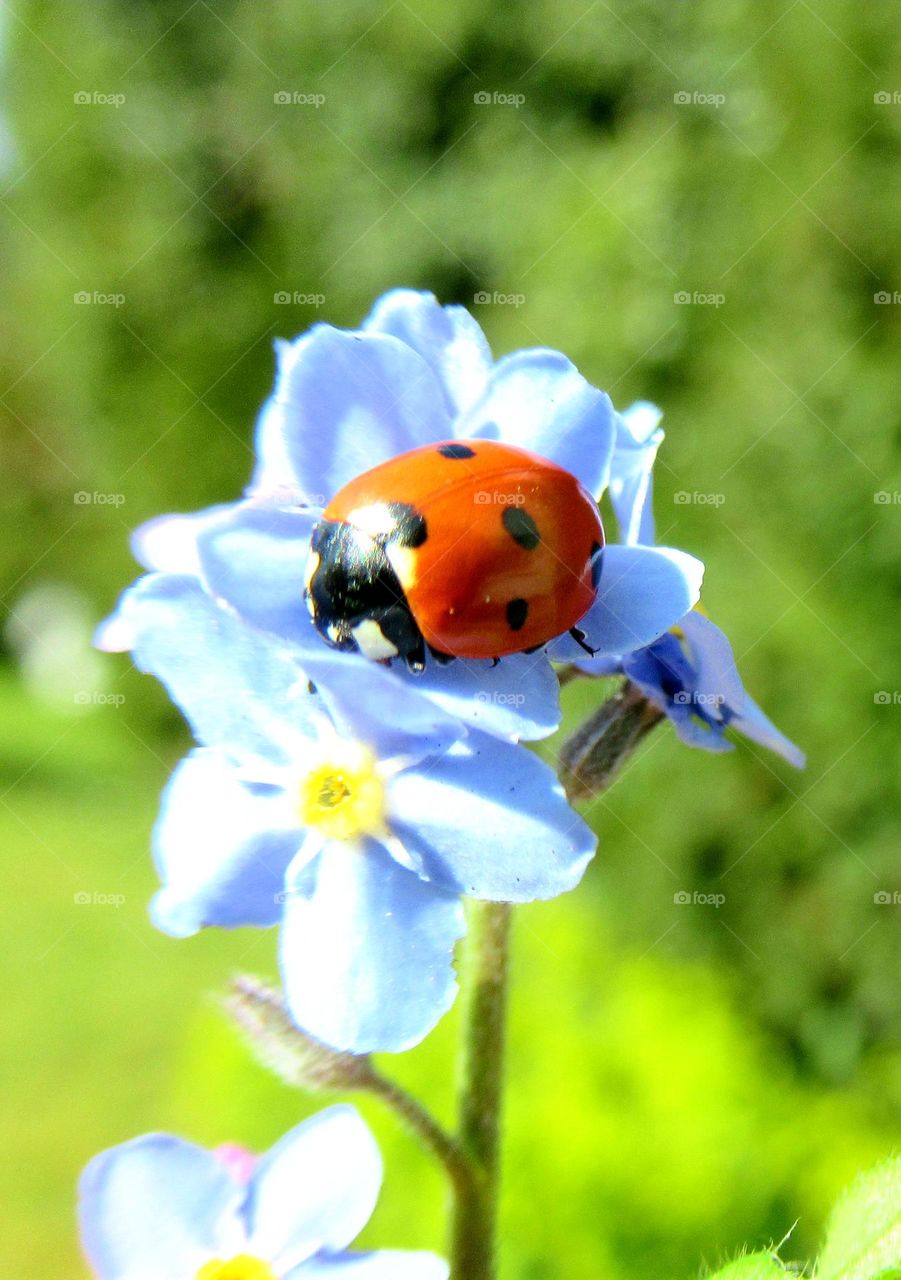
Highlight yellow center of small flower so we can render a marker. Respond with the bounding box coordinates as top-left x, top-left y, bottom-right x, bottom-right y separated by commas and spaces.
196, 1256, 277, 1280
298, 741, 386, 841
